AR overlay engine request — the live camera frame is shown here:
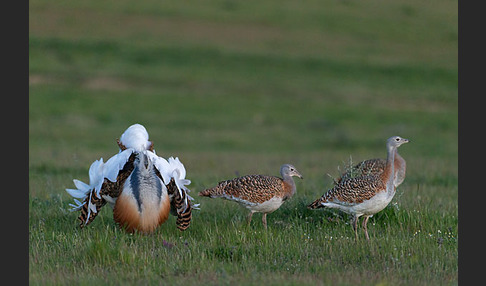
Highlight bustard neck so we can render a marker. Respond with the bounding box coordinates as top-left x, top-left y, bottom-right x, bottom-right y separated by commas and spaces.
383, 144, 397, 192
